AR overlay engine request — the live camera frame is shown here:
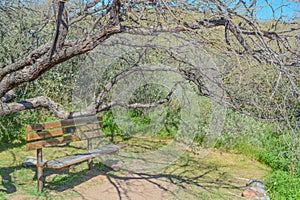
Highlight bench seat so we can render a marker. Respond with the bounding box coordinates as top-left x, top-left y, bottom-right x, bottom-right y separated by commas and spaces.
43, 144, 126, 168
